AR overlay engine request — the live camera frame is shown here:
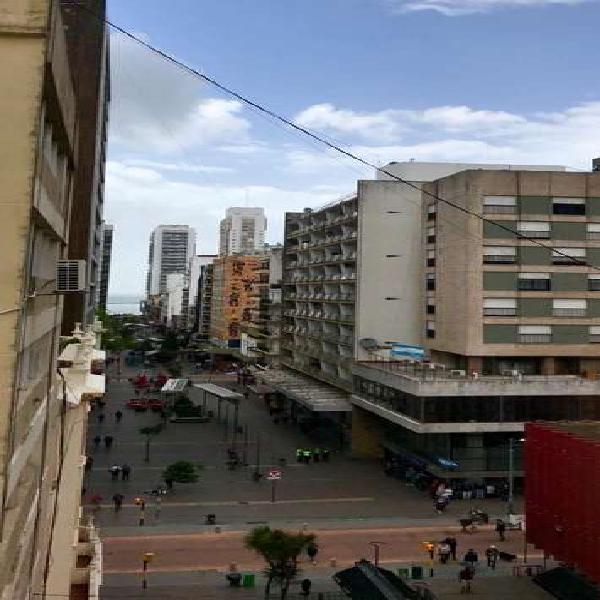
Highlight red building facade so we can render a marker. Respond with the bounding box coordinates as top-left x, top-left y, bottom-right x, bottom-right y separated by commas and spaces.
525, 422, 600, 585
